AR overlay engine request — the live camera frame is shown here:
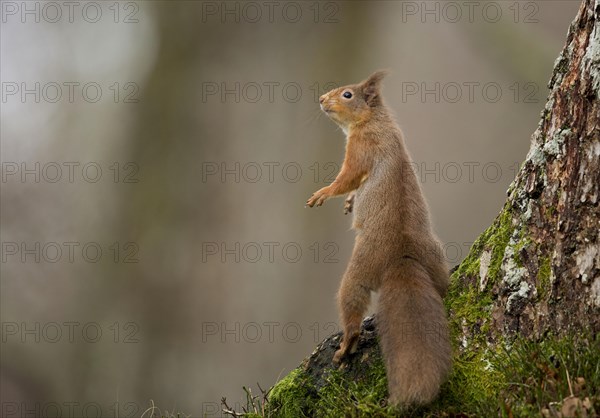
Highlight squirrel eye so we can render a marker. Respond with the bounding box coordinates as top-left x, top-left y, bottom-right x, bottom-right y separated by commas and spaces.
342, 91, 352, 99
